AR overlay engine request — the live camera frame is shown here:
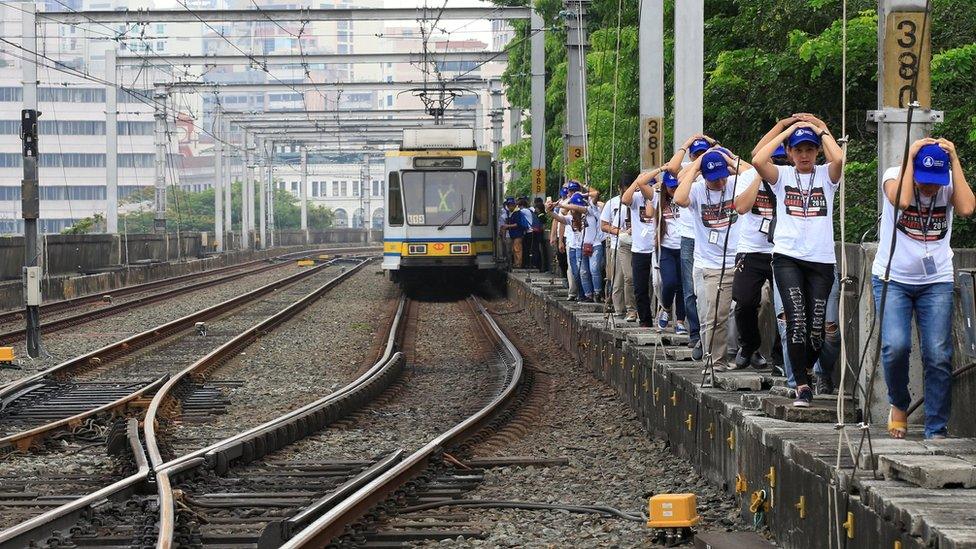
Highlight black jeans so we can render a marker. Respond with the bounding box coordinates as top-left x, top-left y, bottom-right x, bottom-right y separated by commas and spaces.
632, 251, 654, 326
556, 240, 568, 277
732, 252, 774, 356
772, 253, 835, 387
